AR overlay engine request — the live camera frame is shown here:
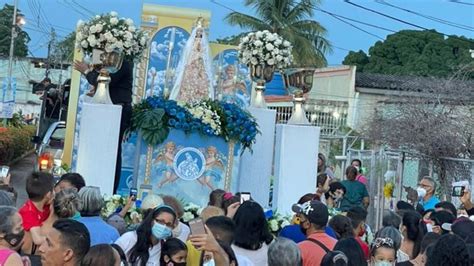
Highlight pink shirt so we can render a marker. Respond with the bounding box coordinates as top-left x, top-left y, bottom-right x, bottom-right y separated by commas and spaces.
299, 232, 337, 266
0, 249, 15, 265
356, 174, 368, 186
